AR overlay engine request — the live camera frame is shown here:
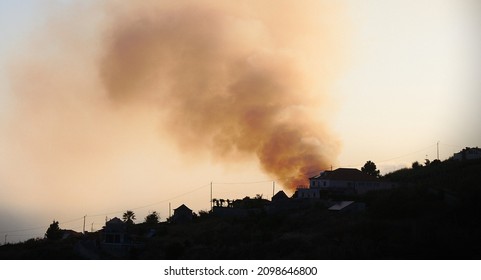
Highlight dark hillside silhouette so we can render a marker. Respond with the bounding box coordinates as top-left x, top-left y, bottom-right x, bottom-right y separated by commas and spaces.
1, 158, 480, 259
